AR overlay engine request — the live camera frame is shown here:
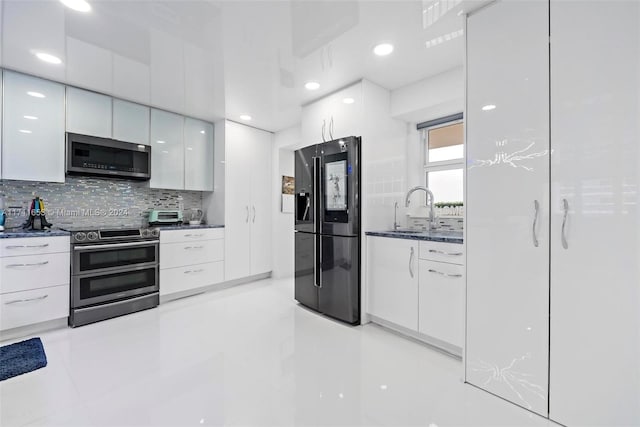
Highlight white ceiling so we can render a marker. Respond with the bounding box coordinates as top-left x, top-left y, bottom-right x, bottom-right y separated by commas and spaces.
0, 0, 488, 132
